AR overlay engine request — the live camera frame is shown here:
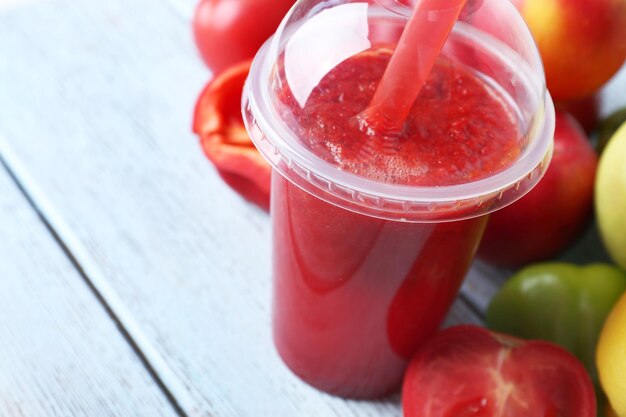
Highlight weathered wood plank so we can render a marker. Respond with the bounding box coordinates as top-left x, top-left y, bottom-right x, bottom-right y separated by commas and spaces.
162, 0, 196, 21
0, 161, 180, 416
0, 0, 42, 12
